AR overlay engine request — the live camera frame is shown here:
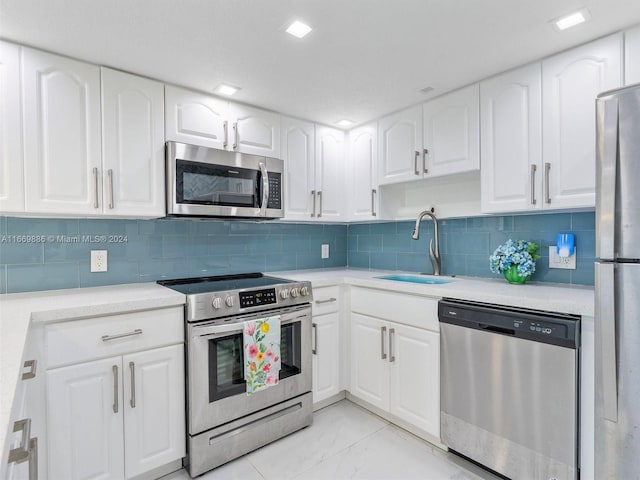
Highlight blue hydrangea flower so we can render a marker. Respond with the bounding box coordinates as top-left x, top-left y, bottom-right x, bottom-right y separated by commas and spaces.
489, 239, 540, 277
